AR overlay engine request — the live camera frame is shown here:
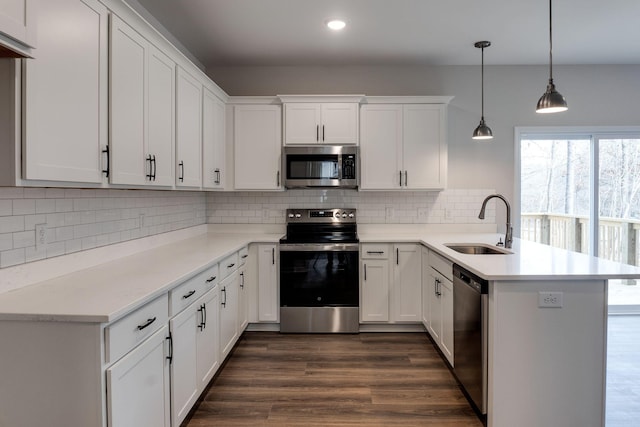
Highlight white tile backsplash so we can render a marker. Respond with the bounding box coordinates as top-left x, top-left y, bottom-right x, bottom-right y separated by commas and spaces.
206, 189, 496, 225
0, 188, 206, 269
